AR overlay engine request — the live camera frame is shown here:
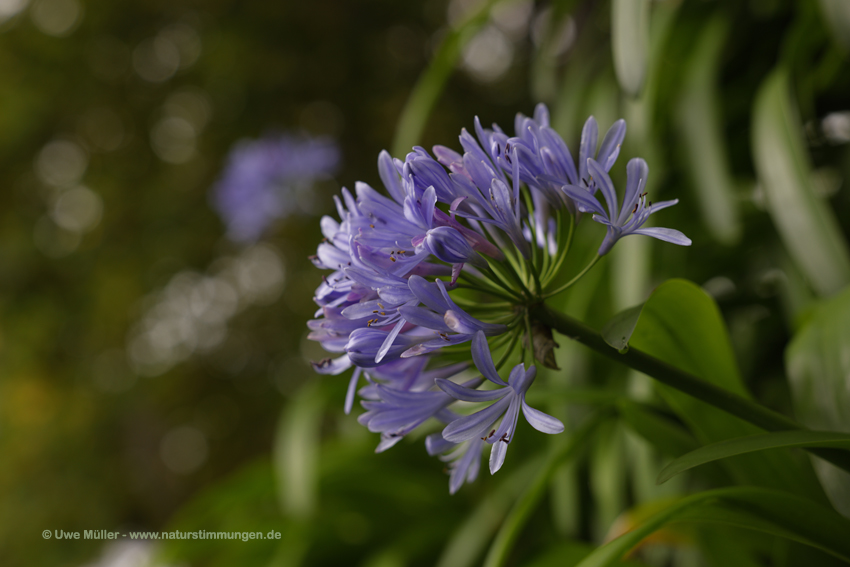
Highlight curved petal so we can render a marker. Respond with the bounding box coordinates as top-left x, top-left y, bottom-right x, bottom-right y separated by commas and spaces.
521, 398, 565, 434
617, 158, 649, 225
630, 226, 692, 246
378, 150, 405, 203
489, 438, 508, 474
578, 116, 598, 184
399, 305, 452, 332
598, 119, 626, 172
560, 184, 606, 216
471, 331, 507, 385
375, 317, 406, 363
344, 367, 362, 415
436, 378, 509, 402
407, 275, 448, 313
587, 158, 619, 221
442, 396, 511, 443
426, 432, 455, 456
